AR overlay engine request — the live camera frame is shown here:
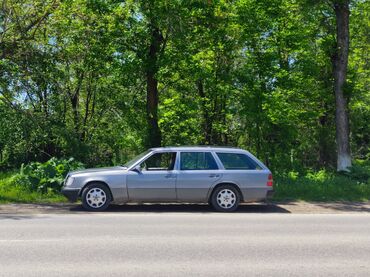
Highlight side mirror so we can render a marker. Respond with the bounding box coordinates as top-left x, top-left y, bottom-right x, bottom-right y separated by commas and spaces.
132, 165, 142, 173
